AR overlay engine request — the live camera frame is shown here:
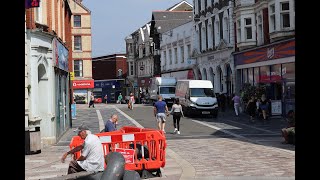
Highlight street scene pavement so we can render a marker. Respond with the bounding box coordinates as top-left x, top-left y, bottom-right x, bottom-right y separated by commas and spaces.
25, 103, 295, 180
